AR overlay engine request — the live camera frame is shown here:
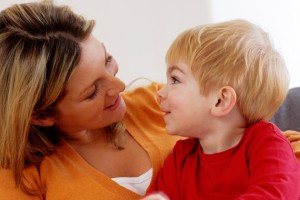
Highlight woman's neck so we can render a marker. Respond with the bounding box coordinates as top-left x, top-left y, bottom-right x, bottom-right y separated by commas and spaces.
62, 128, 111, 146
